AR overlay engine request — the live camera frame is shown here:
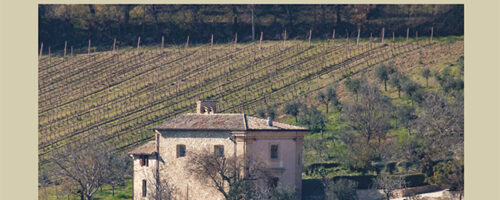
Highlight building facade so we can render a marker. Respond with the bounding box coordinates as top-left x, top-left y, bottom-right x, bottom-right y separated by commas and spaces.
129, 100, 309, 200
